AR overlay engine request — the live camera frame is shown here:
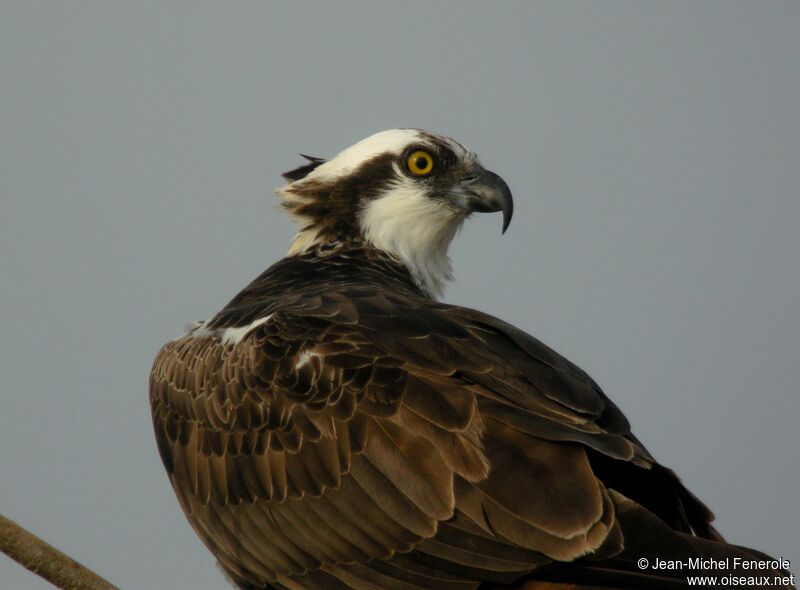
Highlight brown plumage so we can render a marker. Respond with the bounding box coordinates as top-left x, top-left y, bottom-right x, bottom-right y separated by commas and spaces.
150, 130, 793, 589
